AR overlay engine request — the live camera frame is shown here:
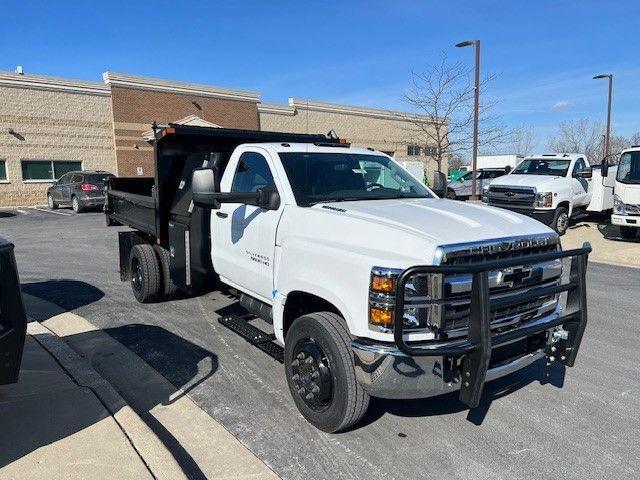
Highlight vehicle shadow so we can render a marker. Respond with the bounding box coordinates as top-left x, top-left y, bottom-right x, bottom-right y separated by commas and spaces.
361, 358, 566, 428
1, 322, 217, 479
22, 279, 105, 315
